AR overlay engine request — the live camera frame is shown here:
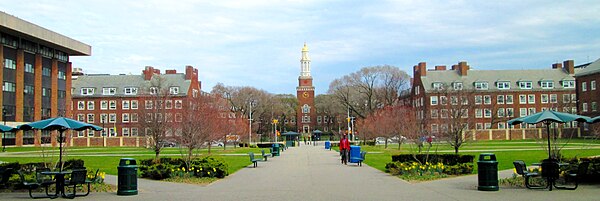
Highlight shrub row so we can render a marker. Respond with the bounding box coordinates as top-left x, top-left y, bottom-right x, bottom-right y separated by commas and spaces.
139, 156, 229, 180
385, 161, 473, 176
391, 154, 474, 165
